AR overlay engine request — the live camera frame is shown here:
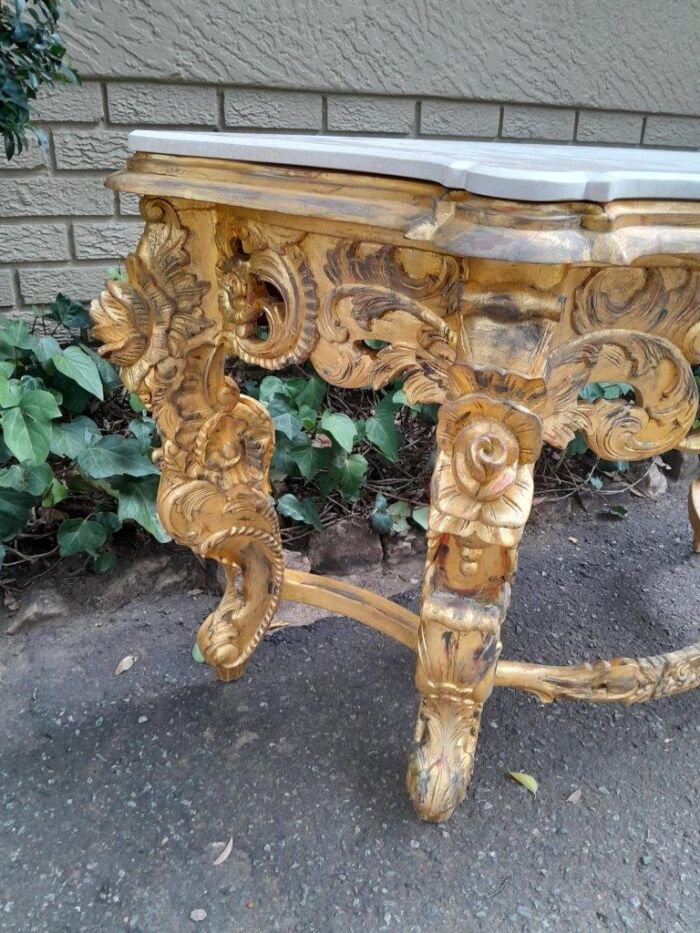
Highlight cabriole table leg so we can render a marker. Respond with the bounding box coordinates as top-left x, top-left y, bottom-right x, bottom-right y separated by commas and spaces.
91, 196, 284, 682
407, 344, 542, 821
